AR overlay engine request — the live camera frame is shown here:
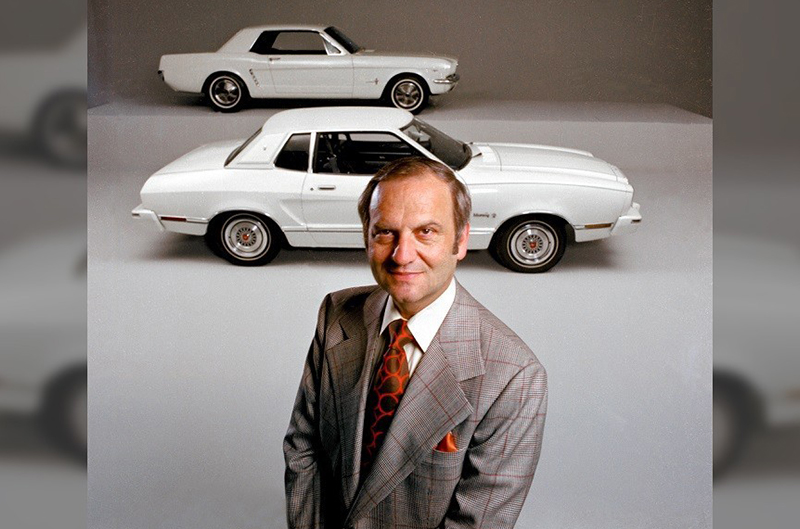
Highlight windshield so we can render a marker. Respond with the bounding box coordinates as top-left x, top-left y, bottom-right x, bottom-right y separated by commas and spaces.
225, 126, 262, 166
401, 118, 471, 170
324, 26, 362, 54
